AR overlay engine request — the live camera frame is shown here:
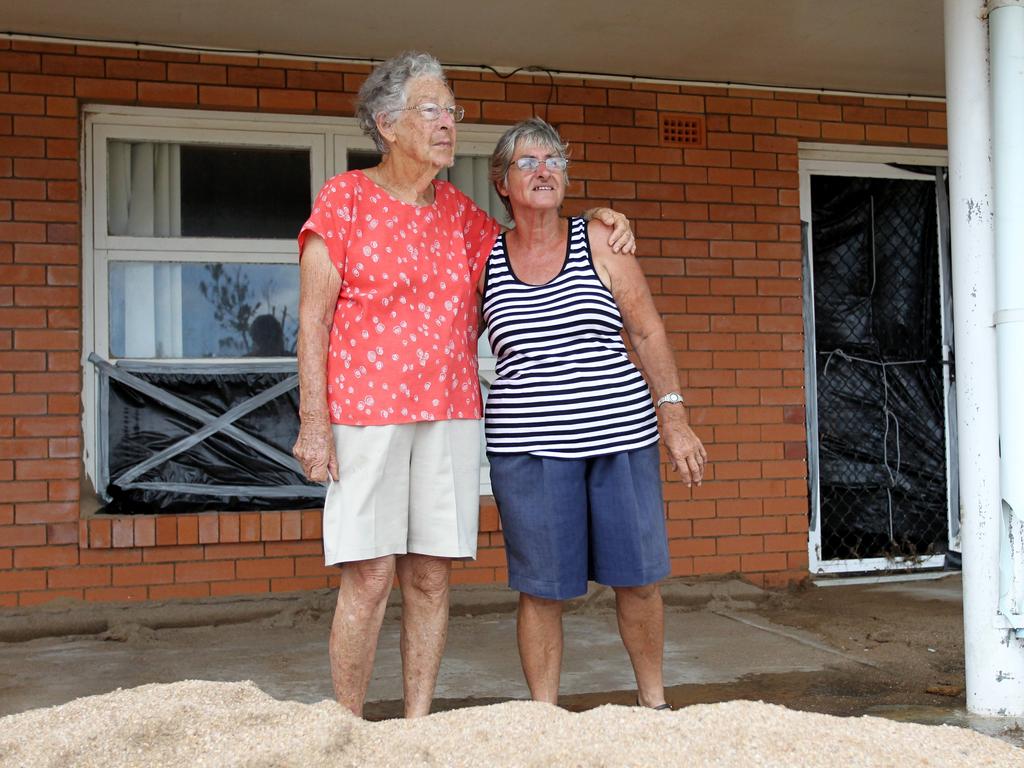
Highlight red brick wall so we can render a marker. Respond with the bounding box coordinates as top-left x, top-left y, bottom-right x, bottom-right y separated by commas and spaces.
0, 39, 947, 606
